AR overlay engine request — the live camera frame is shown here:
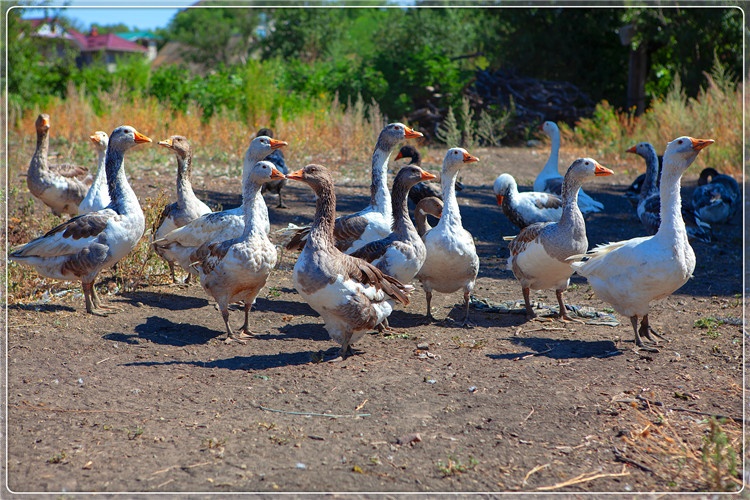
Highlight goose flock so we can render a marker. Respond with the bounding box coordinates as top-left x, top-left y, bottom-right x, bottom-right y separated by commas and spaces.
10, 114, 733, 359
